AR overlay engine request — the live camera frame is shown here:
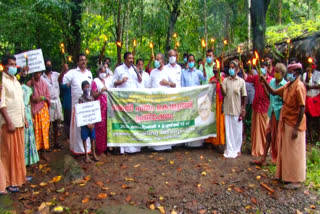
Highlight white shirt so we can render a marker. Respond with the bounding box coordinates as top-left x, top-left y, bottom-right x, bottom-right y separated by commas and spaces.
112, 63, 139, 89
41, 71, 60, 100
194, 111, 215, 127
137, 71, 150, 88
149, 67, 175, 88
62, 67, 93, 105
302, 71, 320, 97
165, 63, 181, 88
